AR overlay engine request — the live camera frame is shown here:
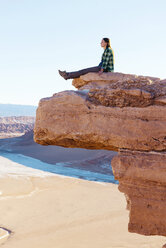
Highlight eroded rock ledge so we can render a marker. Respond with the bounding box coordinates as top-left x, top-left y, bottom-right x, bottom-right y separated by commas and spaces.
34, 72, 166, 237
112, 150, 166, 236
